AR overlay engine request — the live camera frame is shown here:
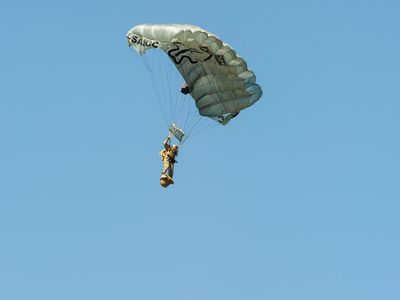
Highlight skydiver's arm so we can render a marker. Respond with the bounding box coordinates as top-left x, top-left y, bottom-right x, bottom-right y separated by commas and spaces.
163, 135, 172, 150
